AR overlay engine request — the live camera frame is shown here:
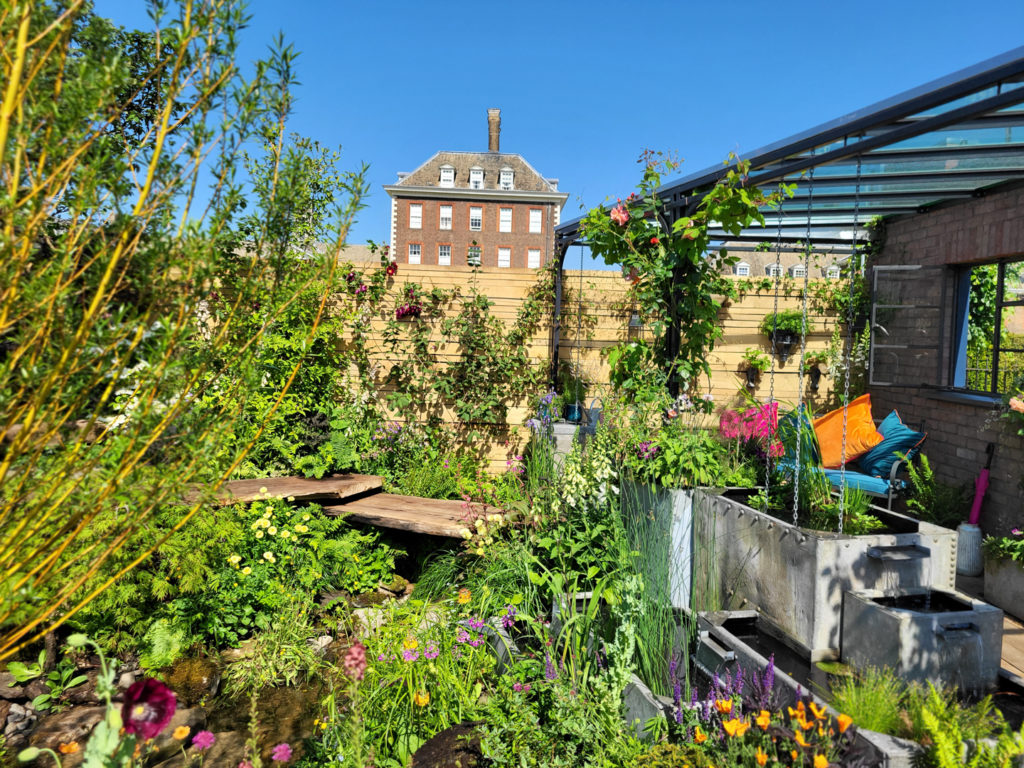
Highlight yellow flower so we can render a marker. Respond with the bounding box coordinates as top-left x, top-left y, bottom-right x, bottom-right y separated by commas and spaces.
259, 486, 268, 494
722, 718, 750, 738
263, 551, 276, 563
459, 528, 472, 540
794, 732, 811, 748
837, 713, 853, 734
694, 726, 708, 744
295, 524, 308, 533
259, 517, 271, 527
303, 514, 311, 521
756, 710, 771, 730
809, 701, 827, 720
791, 750, 799, 762
403, 636, 418, 650
267, 526, 277, 536
814, 755, 829, 768
287, 496, 296, 502
173, 726, 190, 740
242, 567, 252, 575
255, 530, 264, 539
714, 698, 733, 715
413, 689, 429, 707
228, 554, 241, 564
280, 530, 290, 539
755, 746, 768, 766
457, 588, 472, 604
475, 547, 485, 556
